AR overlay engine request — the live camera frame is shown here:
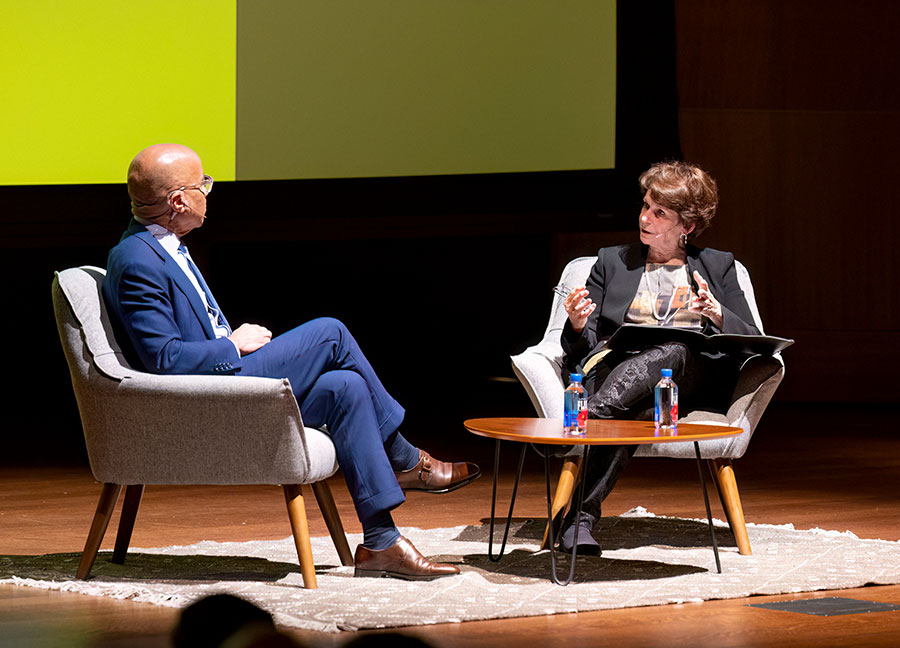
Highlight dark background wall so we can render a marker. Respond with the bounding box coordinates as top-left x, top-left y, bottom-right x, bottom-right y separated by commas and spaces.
674, 0, 900, 402
3, 1, 897, 465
